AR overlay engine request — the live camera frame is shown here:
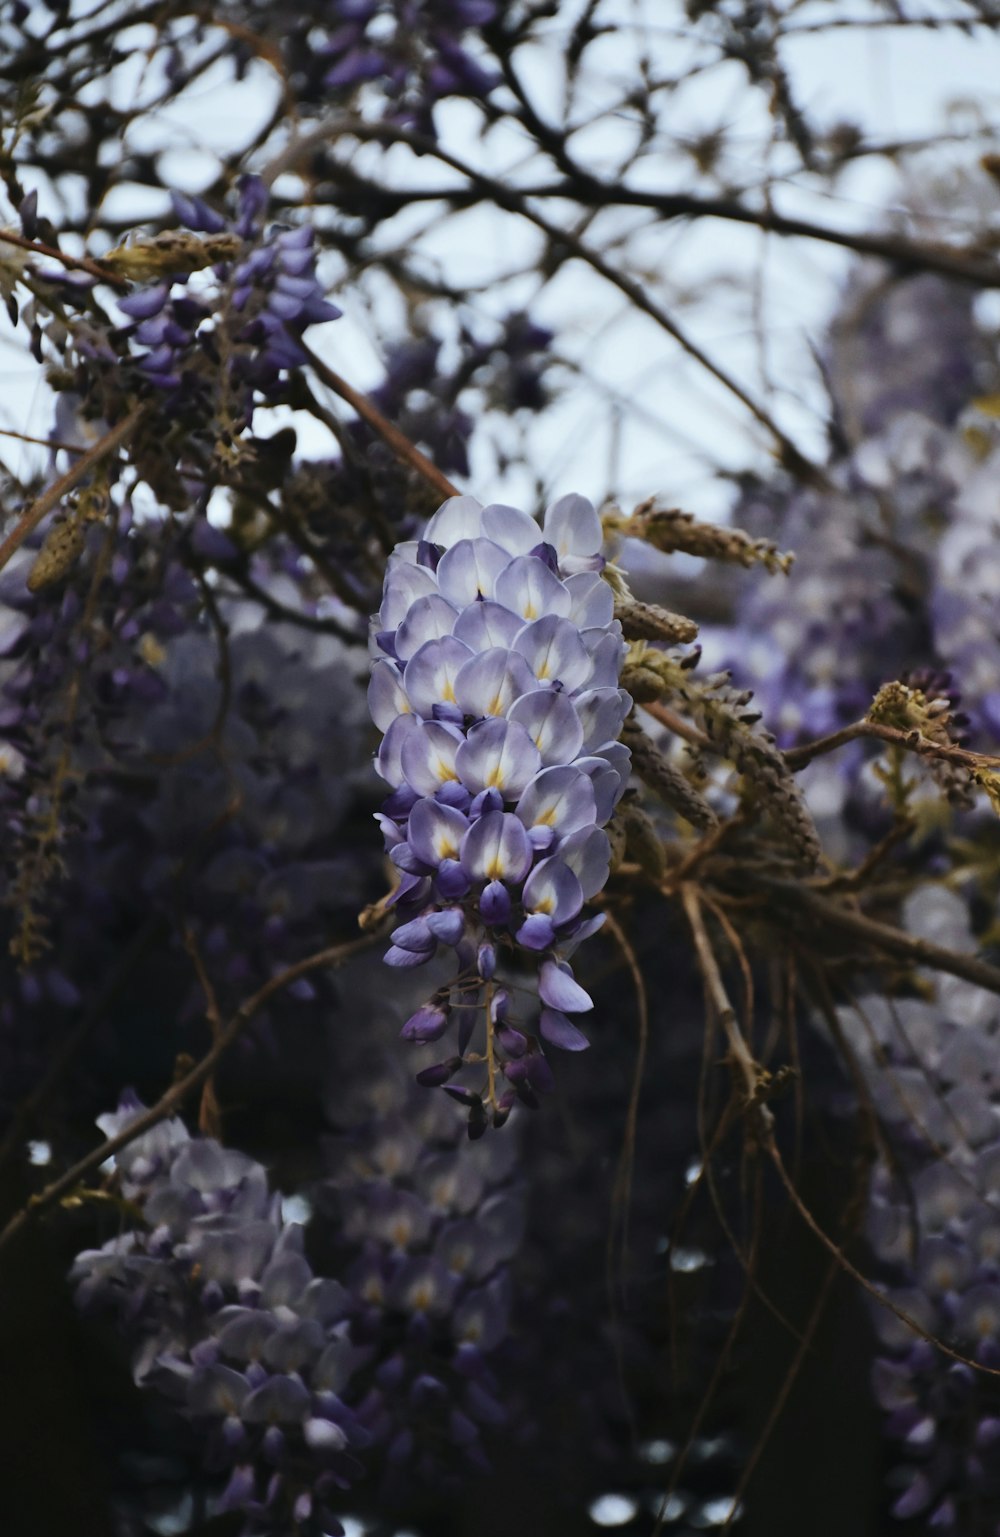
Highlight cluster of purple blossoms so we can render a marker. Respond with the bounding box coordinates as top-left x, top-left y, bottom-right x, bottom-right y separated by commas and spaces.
322, 1025, 524, 1492
835, 890, 1000, 1530
369, 493, 631, 1126
0, 513, 373, 1140
72, 1095, 369, 1537
719, 269, 1000, 759
111, 175, 340, 430
288, 0, 501, 134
